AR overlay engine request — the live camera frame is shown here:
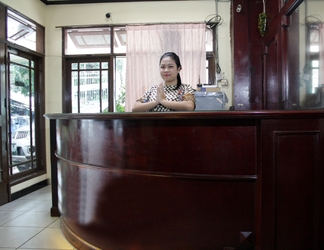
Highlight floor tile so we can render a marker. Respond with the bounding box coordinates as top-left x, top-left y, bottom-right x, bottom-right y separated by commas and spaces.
21, 190, 51, 201
0, 210, 24, 226
18, 227, 75, 249
2, 211, 58, 227
28, 200, 52, 212
0, 226, 42, 248
48, 218, 62, 228
0, 199, 45, 212
0, 186, 75, 249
